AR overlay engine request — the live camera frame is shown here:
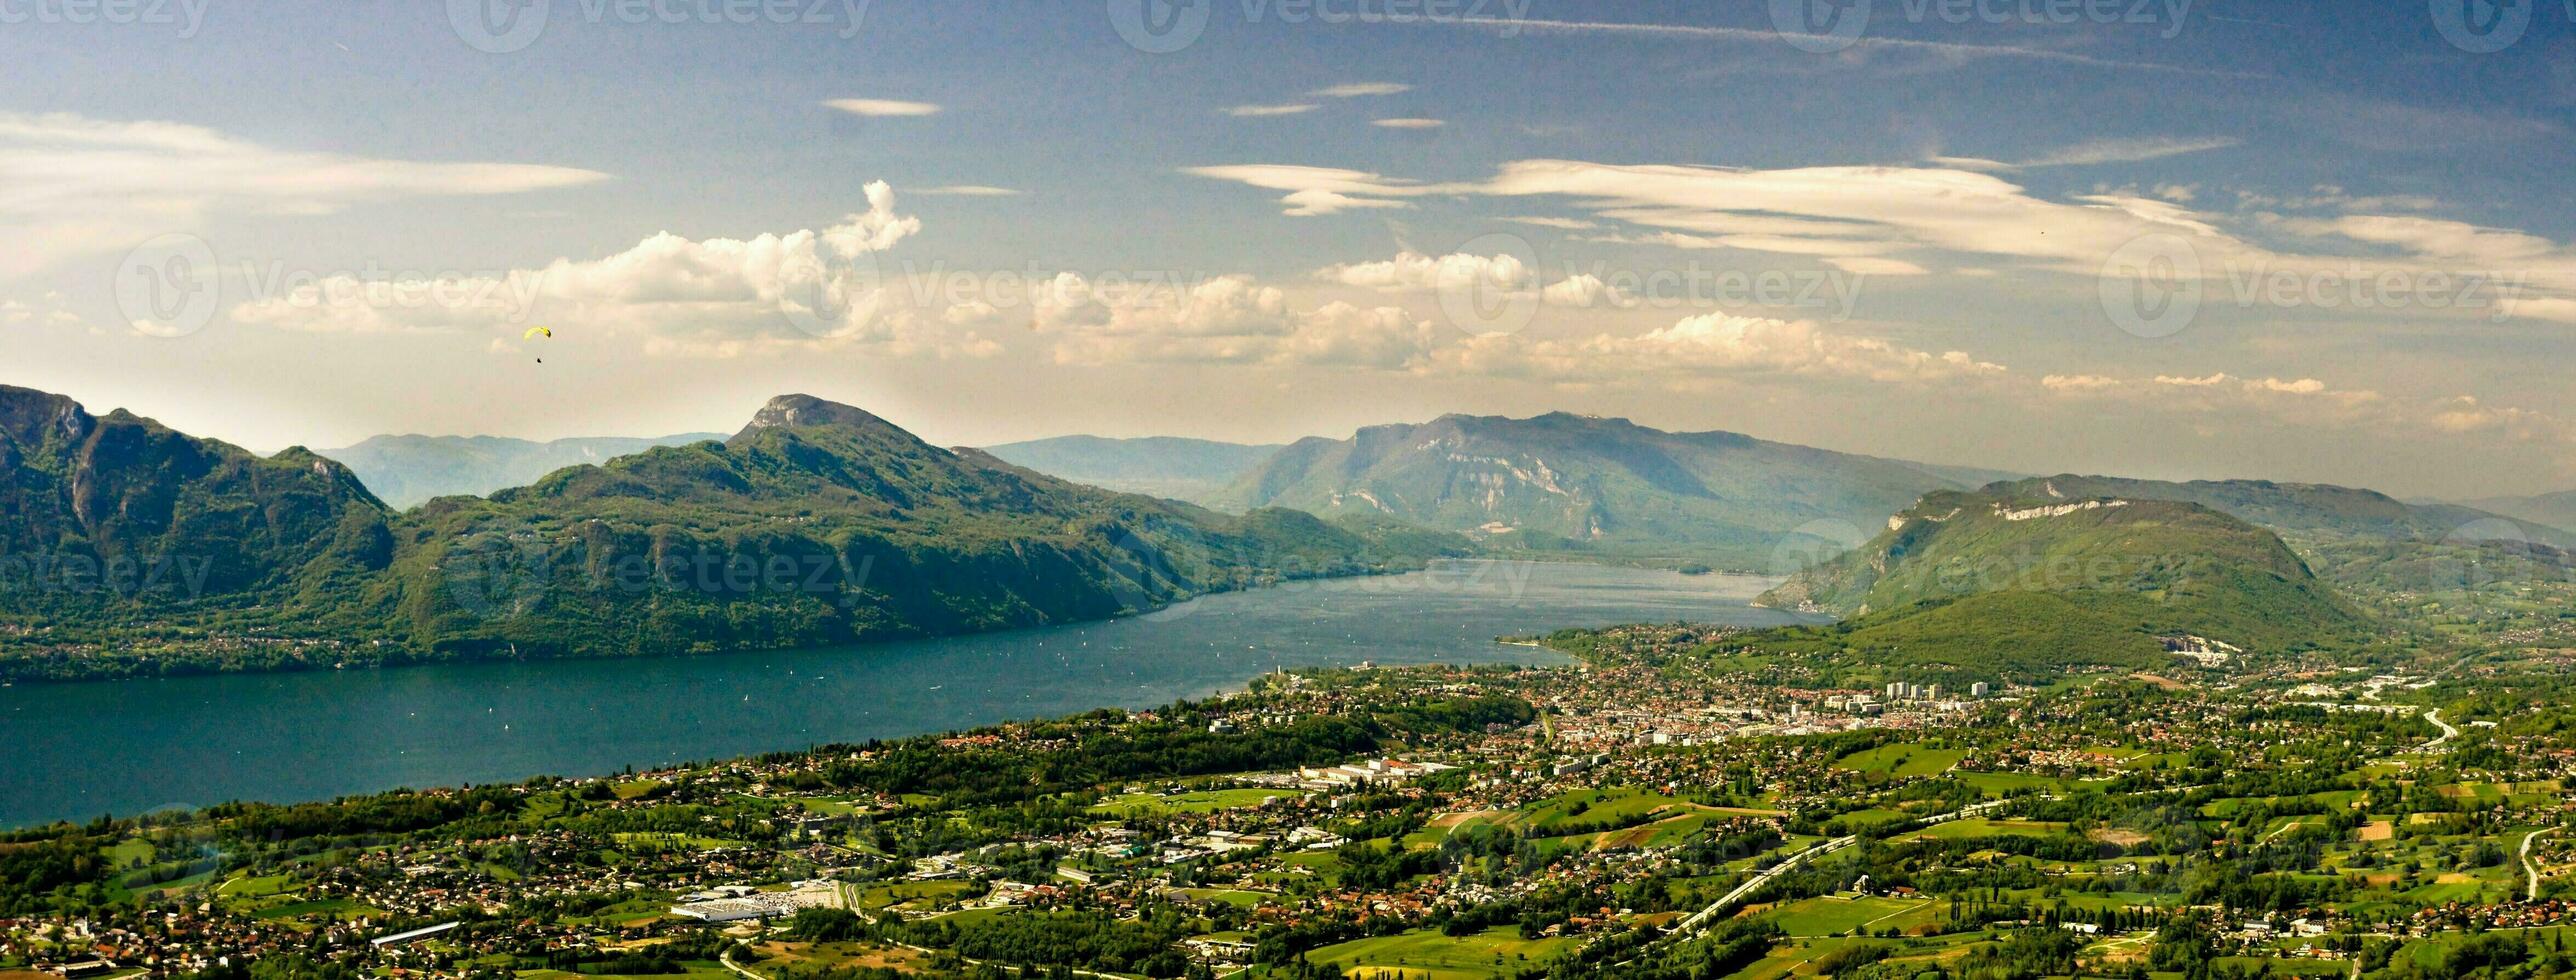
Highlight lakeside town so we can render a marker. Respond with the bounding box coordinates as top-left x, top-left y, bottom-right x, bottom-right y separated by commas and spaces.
6, 628, 2572, 980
